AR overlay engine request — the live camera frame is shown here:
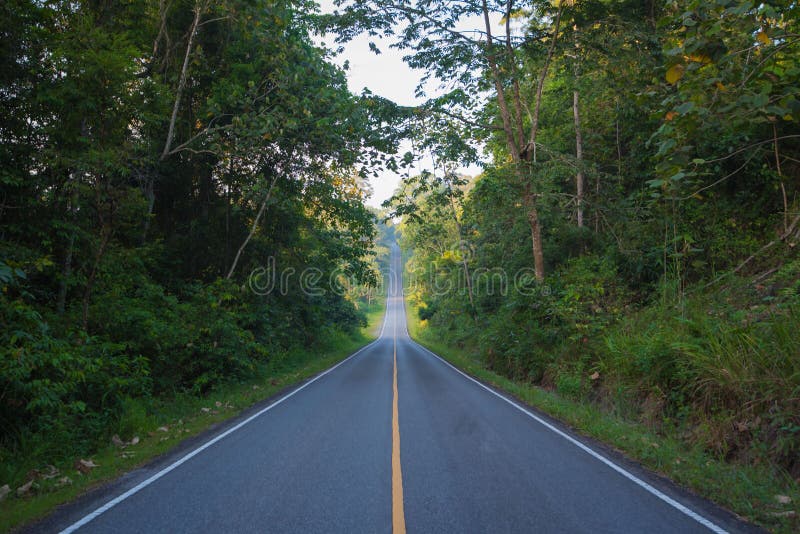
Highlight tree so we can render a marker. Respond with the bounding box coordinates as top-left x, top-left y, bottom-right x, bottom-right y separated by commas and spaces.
0, 0, 402, 464
386, 169, 478, 316
325, 0, 575, 280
